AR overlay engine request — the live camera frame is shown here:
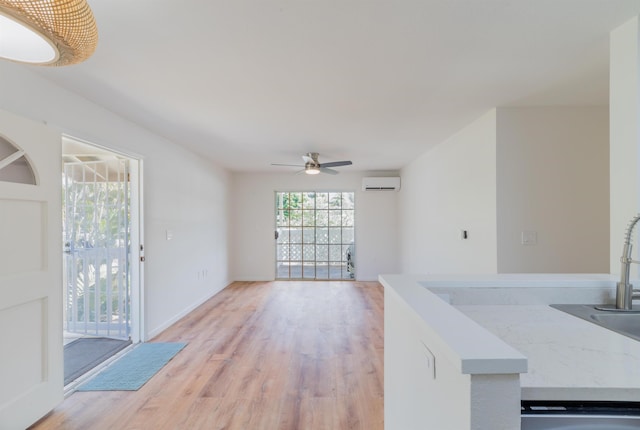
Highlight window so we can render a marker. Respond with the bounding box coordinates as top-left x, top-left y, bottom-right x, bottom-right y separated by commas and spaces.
0, 135, 36, 184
